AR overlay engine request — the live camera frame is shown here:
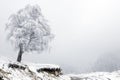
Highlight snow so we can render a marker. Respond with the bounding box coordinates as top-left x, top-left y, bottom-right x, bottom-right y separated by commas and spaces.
0, 56, 70, 80
0, 56, 120, 80
27, 63, 61, 74
68, 71, 120, 80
